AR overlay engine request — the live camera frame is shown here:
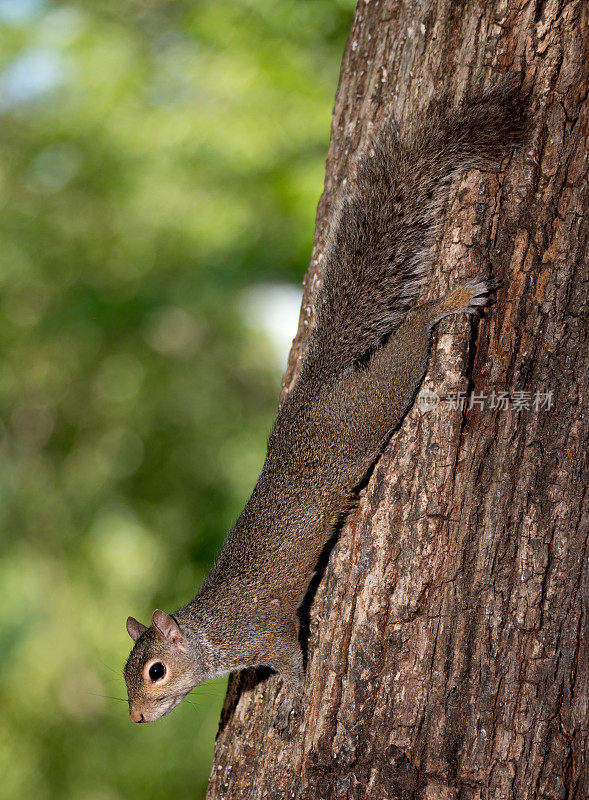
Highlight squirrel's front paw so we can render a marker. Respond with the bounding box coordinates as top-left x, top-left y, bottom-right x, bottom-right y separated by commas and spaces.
268, 632, 304, 736
274, 686, 303, 738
